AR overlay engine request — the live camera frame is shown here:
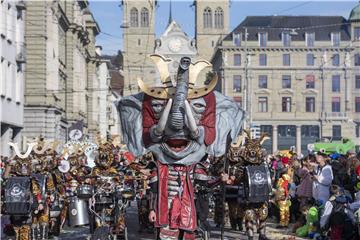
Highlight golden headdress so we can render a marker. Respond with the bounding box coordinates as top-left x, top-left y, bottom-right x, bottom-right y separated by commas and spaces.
138, 54, 218, 99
